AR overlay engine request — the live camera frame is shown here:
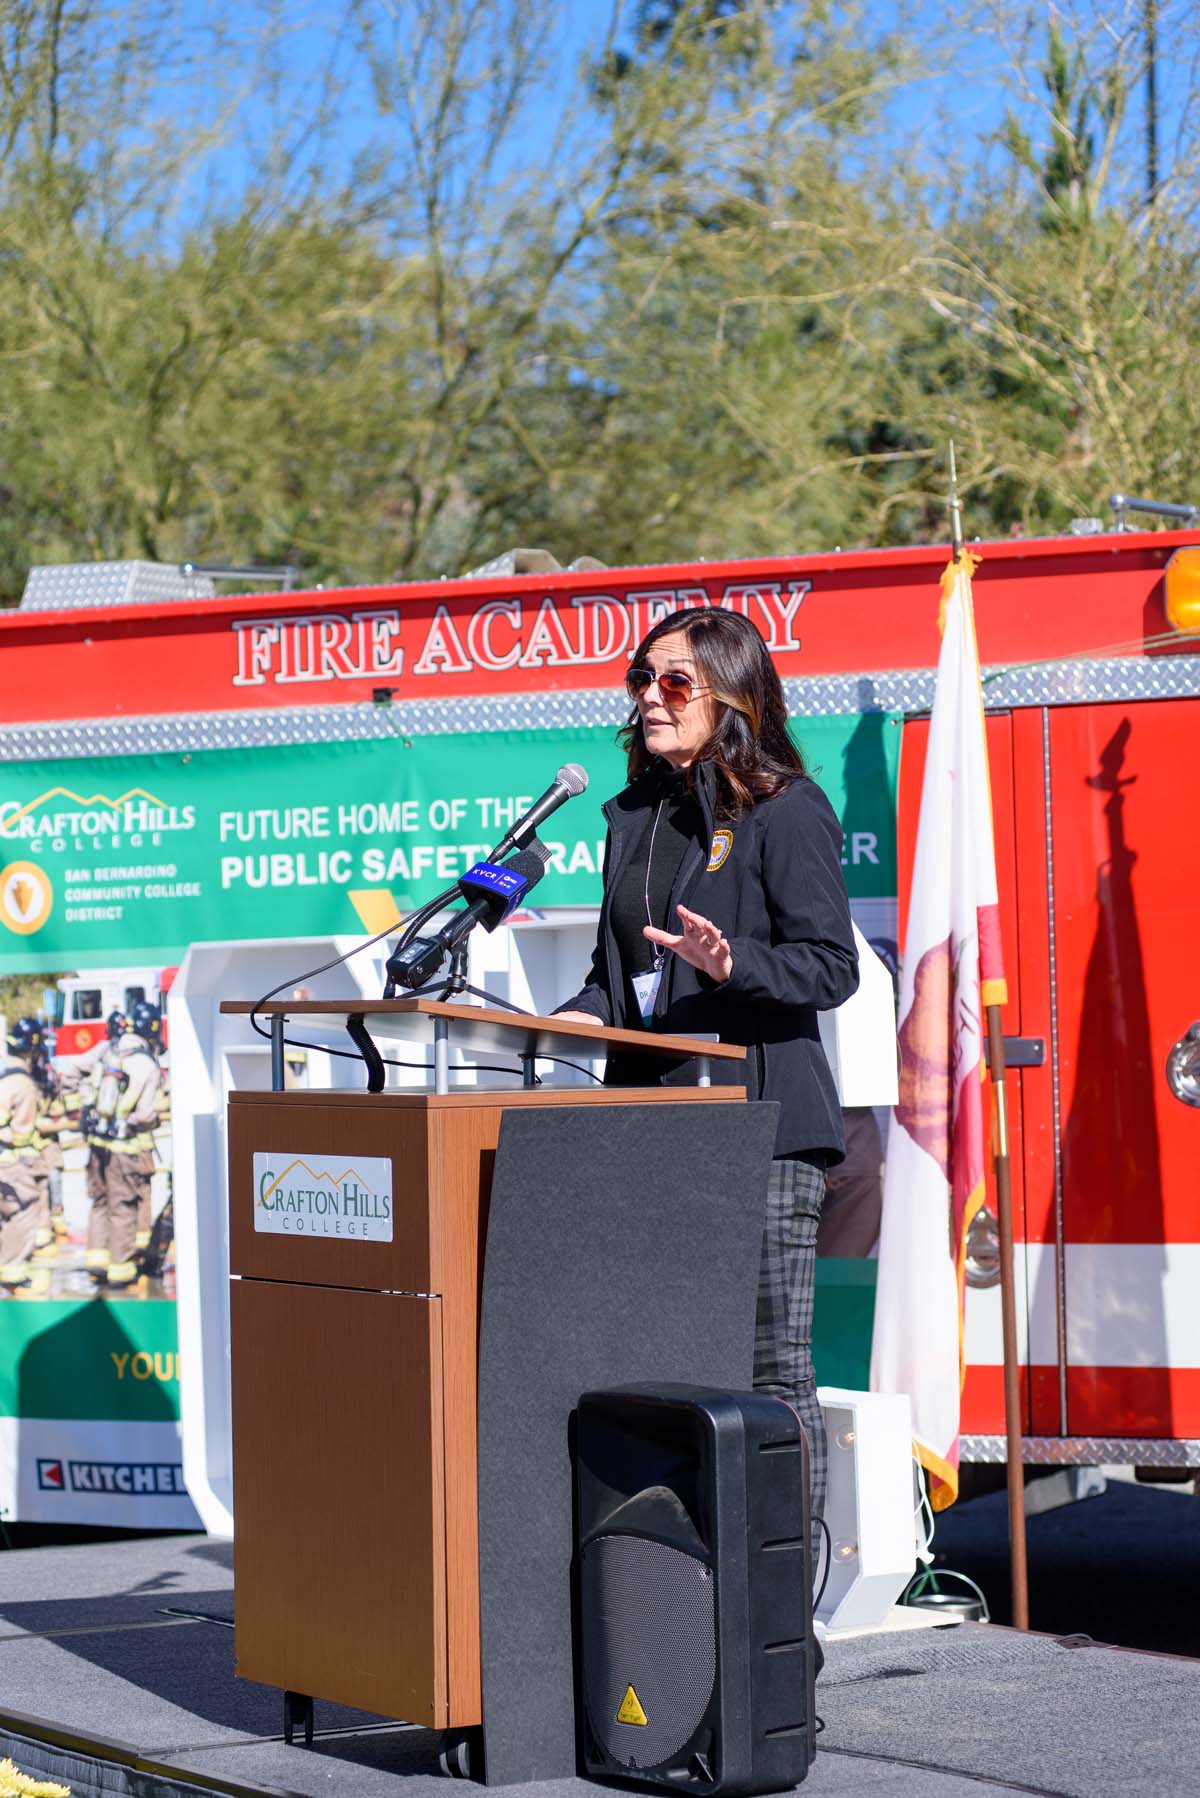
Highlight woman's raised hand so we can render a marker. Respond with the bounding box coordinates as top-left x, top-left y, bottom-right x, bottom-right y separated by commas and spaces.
644, 904, 733, 983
